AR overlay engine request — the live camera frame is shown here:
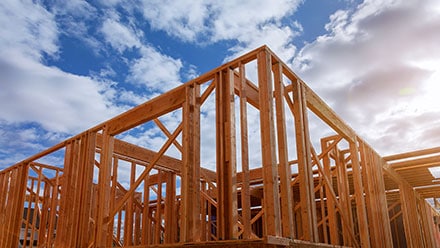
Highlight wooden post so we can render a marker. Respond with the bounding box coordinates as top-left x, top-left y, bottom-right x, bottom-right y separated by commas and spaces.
349, 138, 371, 248
181, 83, 202, 242
124, 162, 136, 245
318, 176, 327, 244
399, 181, 424, 247
54, 141, 76, 247
39, 177, 51, 246
321, 139, 338, 244
418, 196, 437, 247
134, 204, 142, 245
2, 170, 14, 247
53, 133, 96, 247
257, 49, 282, 237
335, 149, 354, 246
69, 139, 82, 247
77, 132, 97, 247
108, 157, 118, 245
29, 167, 42, 246
273, 61, 294, 238
7, 165, 18, 247
216, 69, 238, 240
154, 172, 163, 244
45, 169, 60, 246
360, 142, 393, 247
142, 176, 151, 245
238, 63, 252, 239
0, 172, 6, 245
374, 153, 393, 247
292, 80, 318, 241
95, 129, 114, 247
0, 164, 28, 248
165, 172, 177, 243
